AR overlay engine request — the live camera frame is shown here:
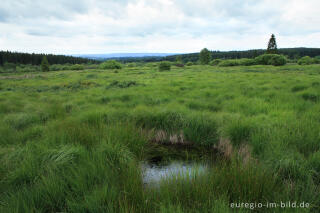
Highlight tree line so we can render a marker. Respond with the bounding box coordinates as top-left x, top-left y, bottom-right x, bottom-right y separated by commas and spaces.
164, 48, 320, 63
94, 47, 320, 64
0, 51, 97, 66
